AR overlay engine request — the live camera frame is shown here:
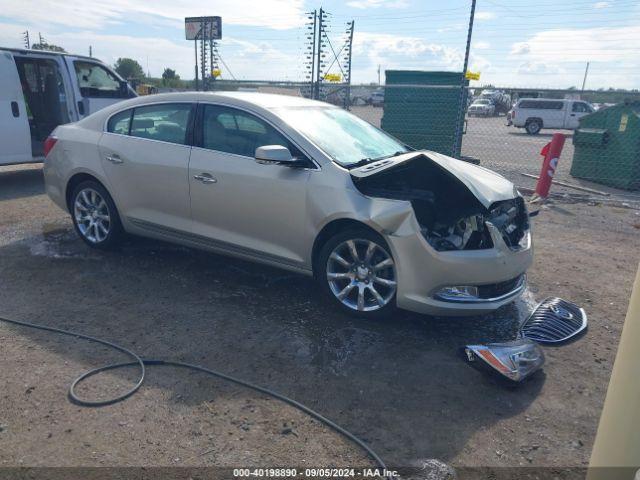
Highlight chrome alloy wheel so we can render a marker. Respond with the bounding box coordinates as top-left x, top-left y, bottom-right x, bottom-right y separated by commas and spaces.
74, 188, 111, 244
326, 239, 397, 312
